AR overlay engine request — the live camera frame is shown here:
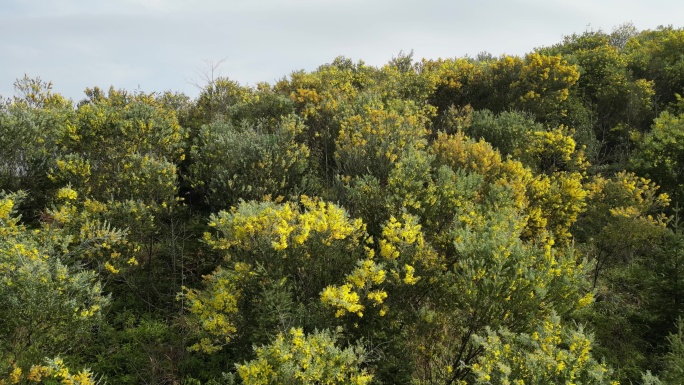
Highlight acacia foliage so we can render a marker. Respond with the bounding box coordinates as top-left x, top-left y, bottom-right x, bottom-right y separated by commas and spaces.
2, 25, 684, 385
